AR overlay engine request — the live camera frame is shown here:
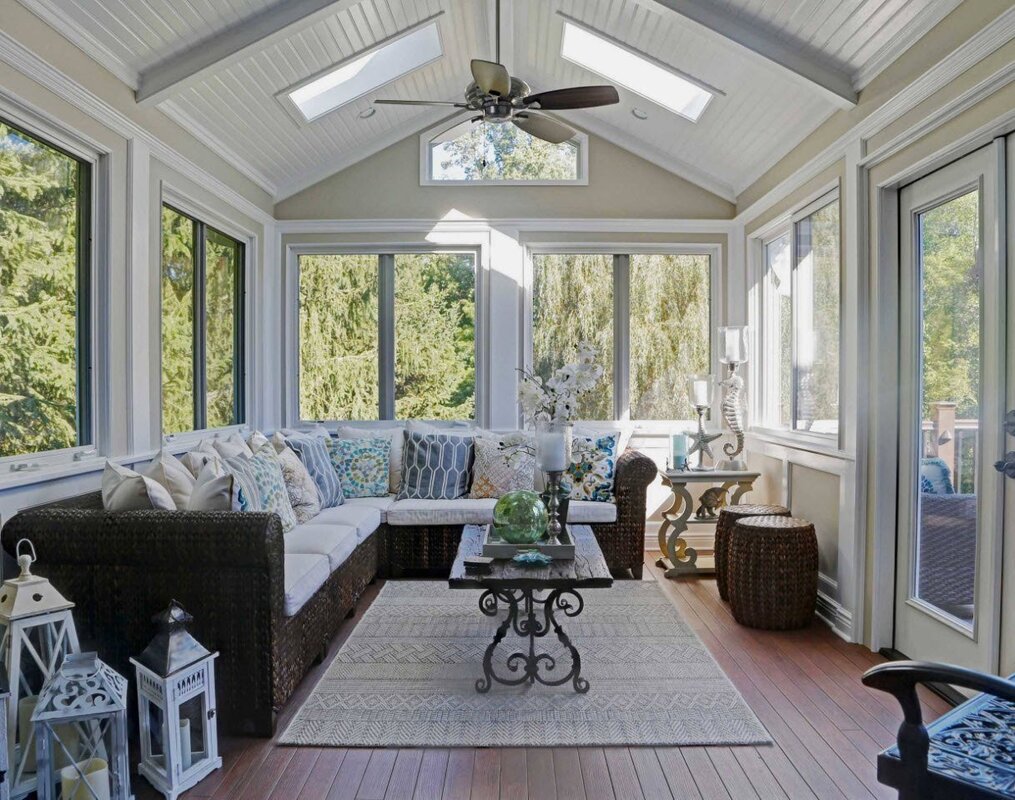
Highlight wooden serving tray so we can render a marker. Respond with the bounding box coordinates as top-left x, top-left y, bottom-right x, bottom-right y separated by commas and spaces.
481, 524, 576, 560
